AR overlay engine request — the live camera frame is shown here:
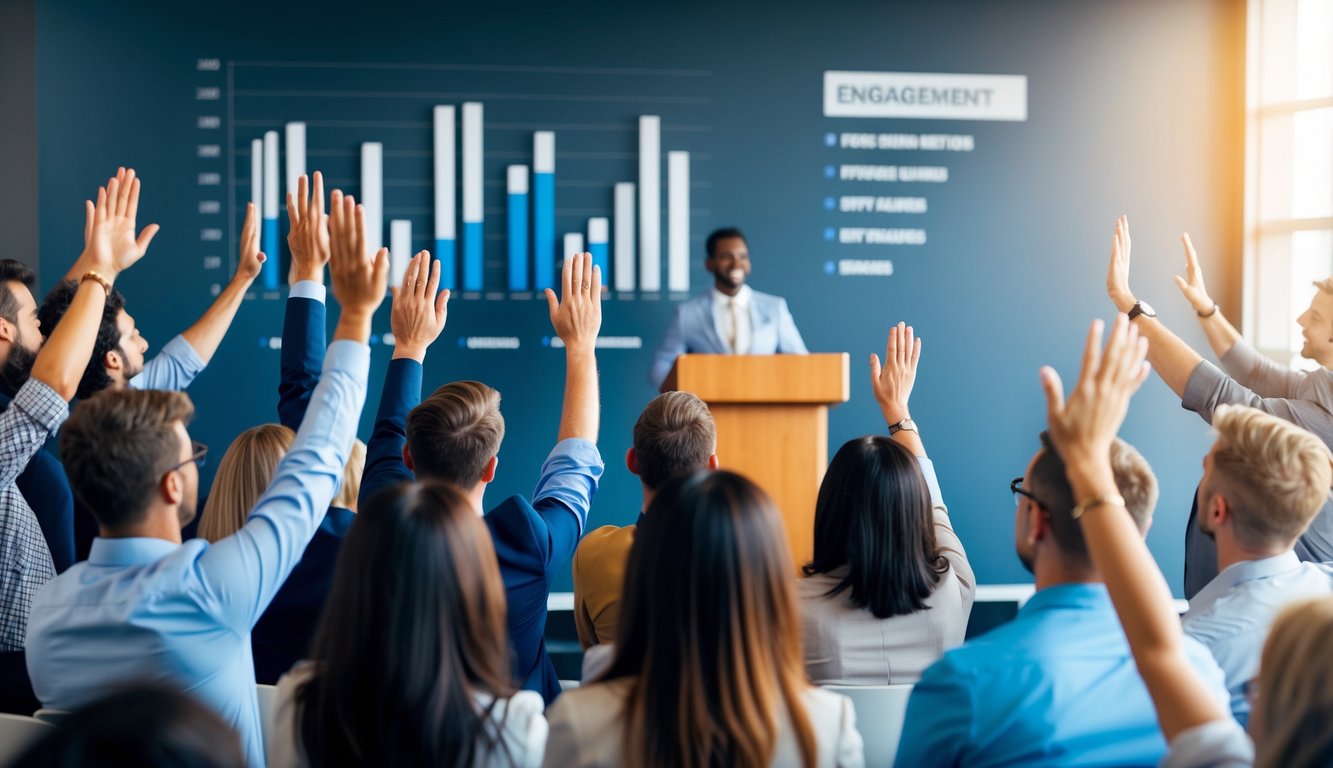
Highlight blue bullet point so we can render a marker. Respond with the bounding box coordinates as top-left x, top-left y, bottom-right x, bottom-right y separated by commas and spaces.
824, 132, 837, 147
824, 165, 836, 179
823, 227, 836, 241
823, 197, 836, 210
258, 337, 268, 348
824, 261, 837, 274
541, 337, 550, 347
457, 337, 467, 348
